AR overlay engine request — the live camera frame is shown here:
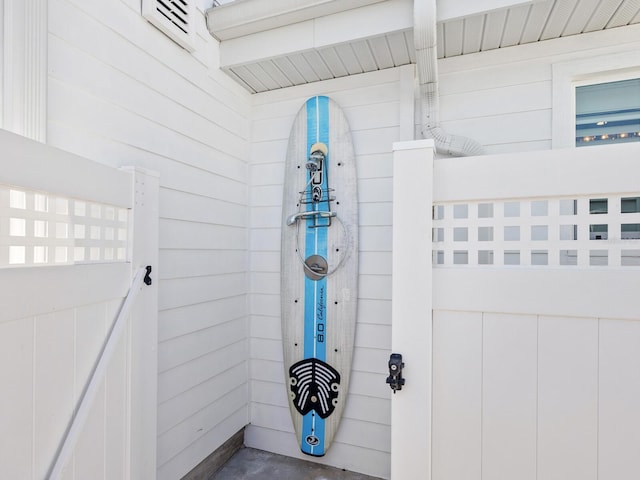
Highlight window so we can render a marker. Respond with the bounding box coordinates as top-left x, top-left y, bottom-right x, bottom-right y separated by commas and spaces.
142, 0, 195, 52
576, 78, 640, 147
551, 51, 639, 148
